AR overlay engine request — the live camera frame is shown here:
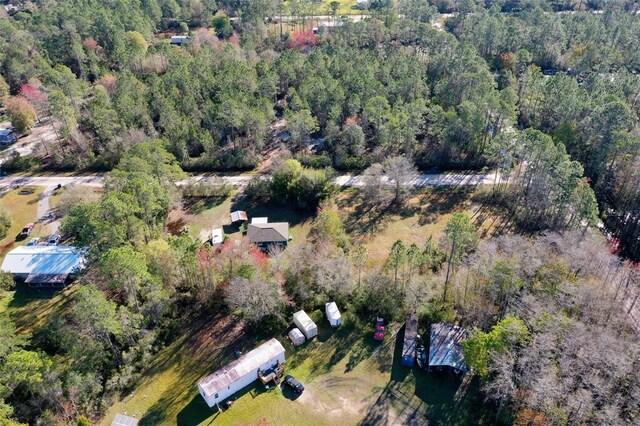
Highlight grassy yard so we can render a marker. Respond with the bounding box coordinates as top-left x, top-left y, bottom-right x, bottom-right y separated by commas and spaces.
0, 186, 45, 260
169, 191, 313, 245
337, 187, 497, 266
0, 284, 78, 335
101, 310, 489, 425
